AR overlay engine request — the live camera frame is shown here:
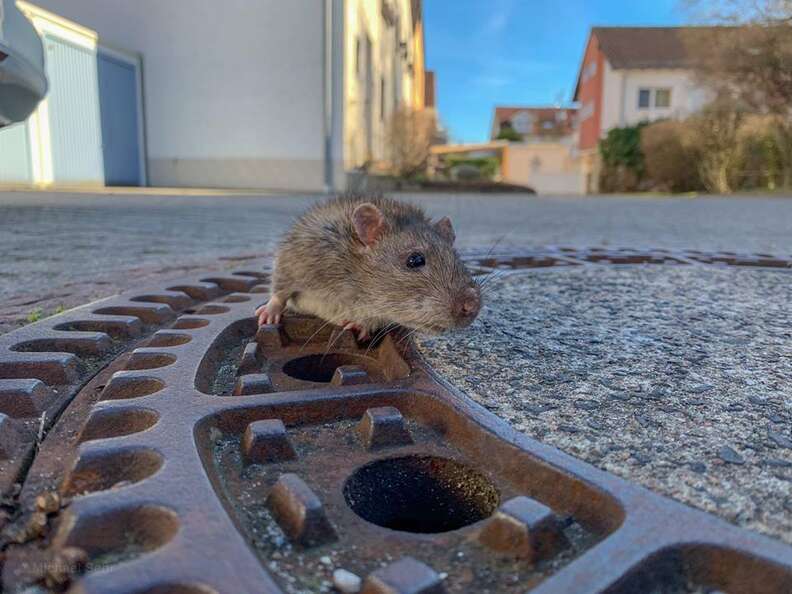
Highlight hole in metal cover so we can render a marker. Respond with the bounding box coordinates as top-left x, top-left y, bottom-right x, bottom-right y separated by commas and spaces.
343, 455, 499, 533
